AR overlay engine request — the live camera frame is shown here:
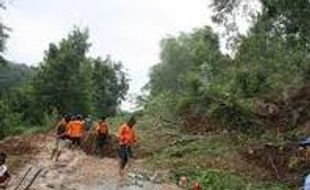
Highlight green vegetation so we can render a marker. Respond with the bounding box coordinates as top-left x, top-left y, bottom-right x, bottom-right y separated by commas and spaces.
143, 0, 309, 135
0, 0, 309, 189
0, 26, 129, 139
175, 170, 290, 190
136, 115, 298, 189
137, 0, 310, 189
32, 28, 128, 118
0, 1, 129, 139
